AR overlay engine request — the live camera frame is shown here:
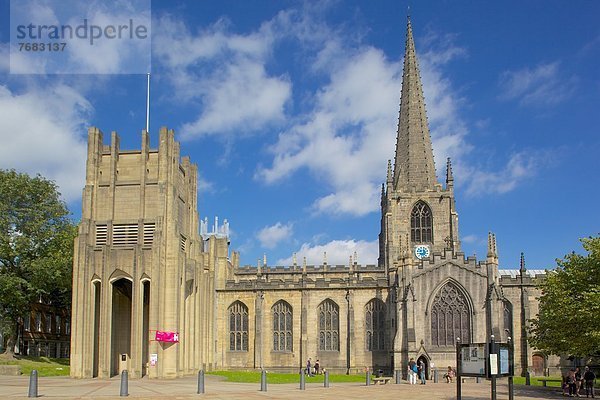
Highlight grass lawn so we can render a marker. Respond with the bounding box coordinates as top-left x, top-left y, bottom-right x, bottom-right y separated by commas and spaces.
0, 355, 70, 376
207, 370, 366, 384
